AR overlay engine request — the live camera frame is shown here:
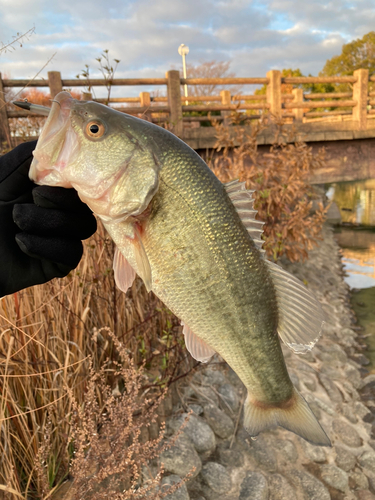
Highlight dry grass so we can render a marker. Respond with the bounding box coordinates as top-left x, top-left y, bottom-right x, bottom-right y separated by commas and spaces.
0, 222, 189, 499
208, 113, 328, 262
